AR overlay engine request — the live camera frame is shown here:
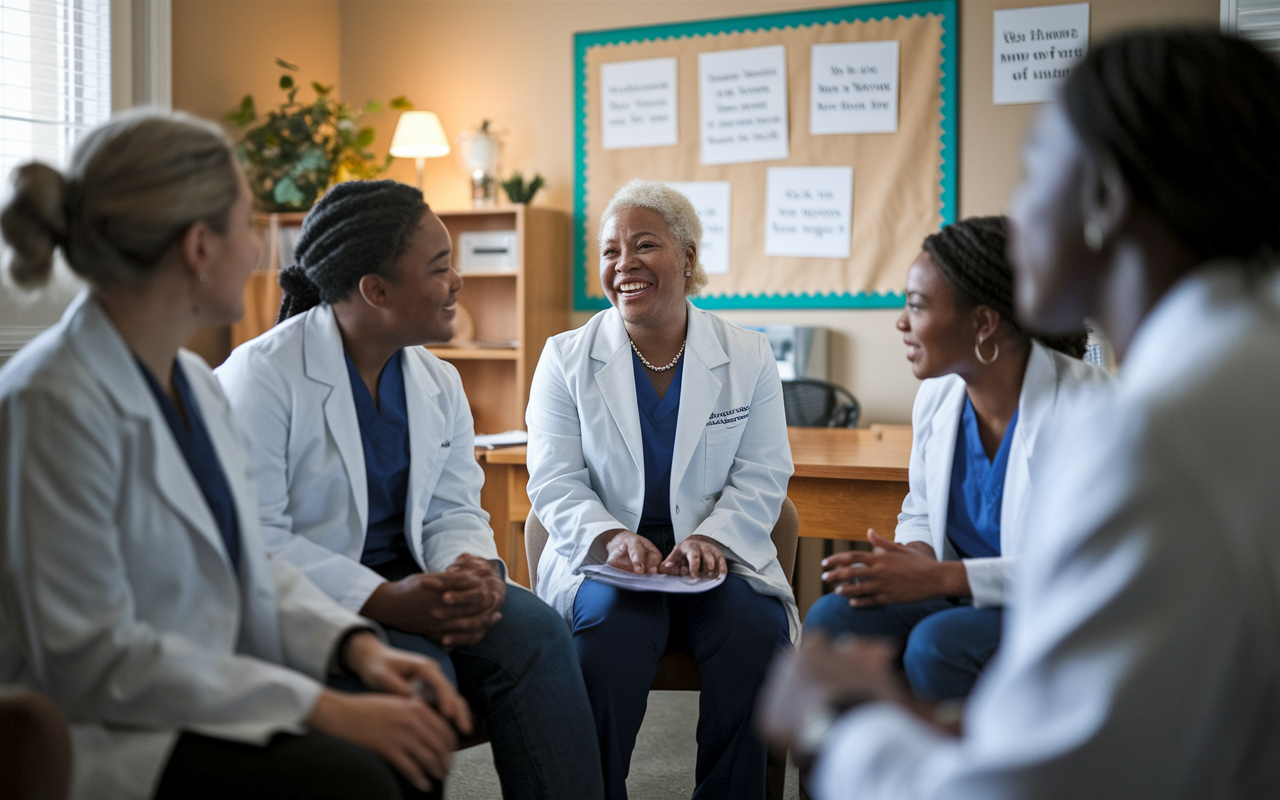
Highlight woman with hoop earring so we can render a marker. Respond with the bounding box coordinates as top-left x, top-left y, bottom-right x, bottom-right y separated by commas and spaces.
803, 215, 1109, 701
